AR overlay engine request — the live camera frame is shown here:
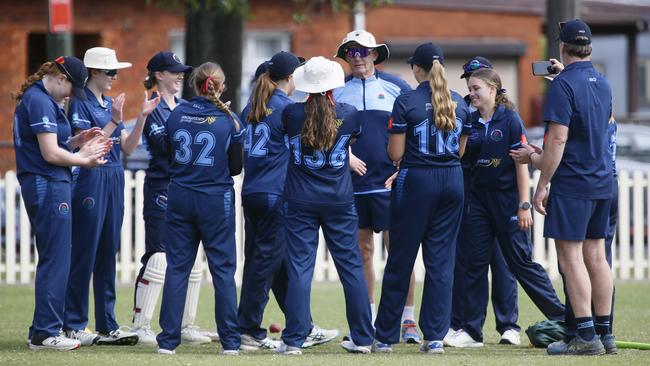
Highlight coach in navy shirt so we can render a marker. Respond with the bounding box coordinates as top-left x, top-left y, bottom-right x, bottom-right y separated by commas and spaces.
533, 19, 614, 356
